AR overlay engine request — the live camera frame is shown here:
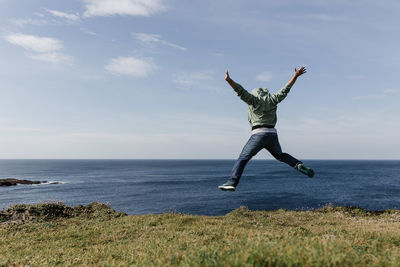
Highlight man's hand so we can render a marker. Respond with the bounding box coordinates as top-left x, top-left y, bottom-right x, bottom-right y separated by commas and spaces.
294, 66, 307, 77
225, 69, 230, 81
288, 66, 307, 86
225, 69, 238, 89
